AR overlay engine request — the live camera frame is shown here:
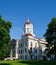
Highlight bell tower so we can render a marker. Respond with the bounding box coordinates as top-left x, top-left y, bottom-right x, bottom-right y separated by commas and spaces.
24, 19, 33, 35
